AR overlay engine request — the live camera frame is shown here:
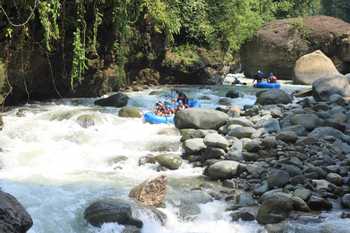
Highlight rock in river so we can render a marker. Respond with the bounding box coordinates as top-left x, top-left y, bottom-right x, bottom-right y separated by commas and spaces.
183, 138, 206, 154
154, 154, 183, 170
312, 75, 350, 101
256, 89, 292, 105
84, 199, 143, 228
0, 191, 33, 233
94, 93, 129, 107
175, 109, 229, 130
129, 175, 167, 207
206, 161, 240, 180
119, 107, 141, 118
